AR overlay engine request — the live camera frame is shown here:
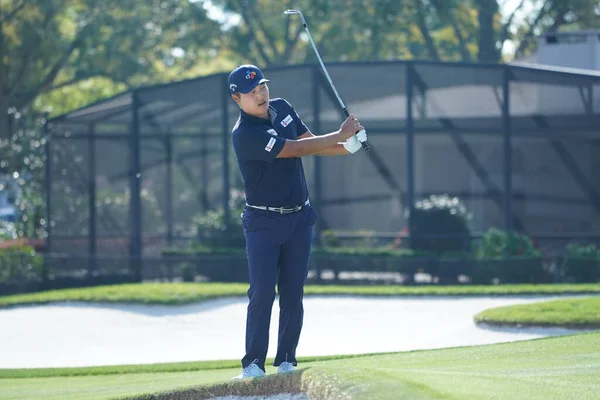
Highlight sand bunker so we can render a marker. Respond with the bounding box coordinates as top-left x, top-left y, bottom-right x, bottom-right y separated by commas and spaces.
0, 294, 589, 369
